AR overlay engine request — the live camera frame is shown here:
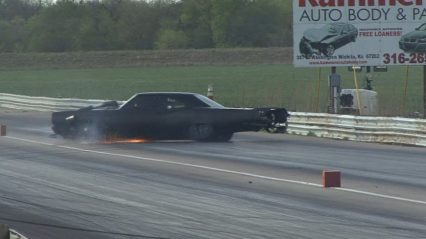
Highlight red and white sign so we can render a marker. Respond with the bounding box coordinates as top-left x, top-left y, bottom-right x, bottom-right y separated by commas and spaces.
293, 0, 426, 67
